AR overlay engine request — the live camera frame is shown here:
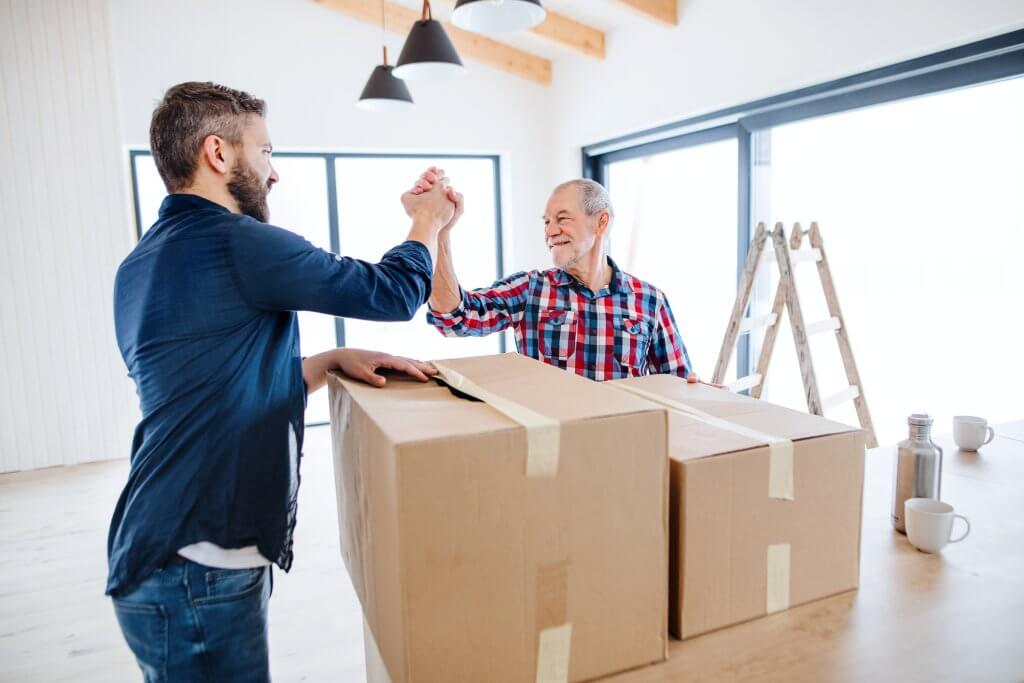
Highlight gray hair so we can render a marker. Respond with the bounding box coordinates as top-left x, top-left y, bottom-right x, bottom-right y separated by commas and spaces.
553, 178, 614, 220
